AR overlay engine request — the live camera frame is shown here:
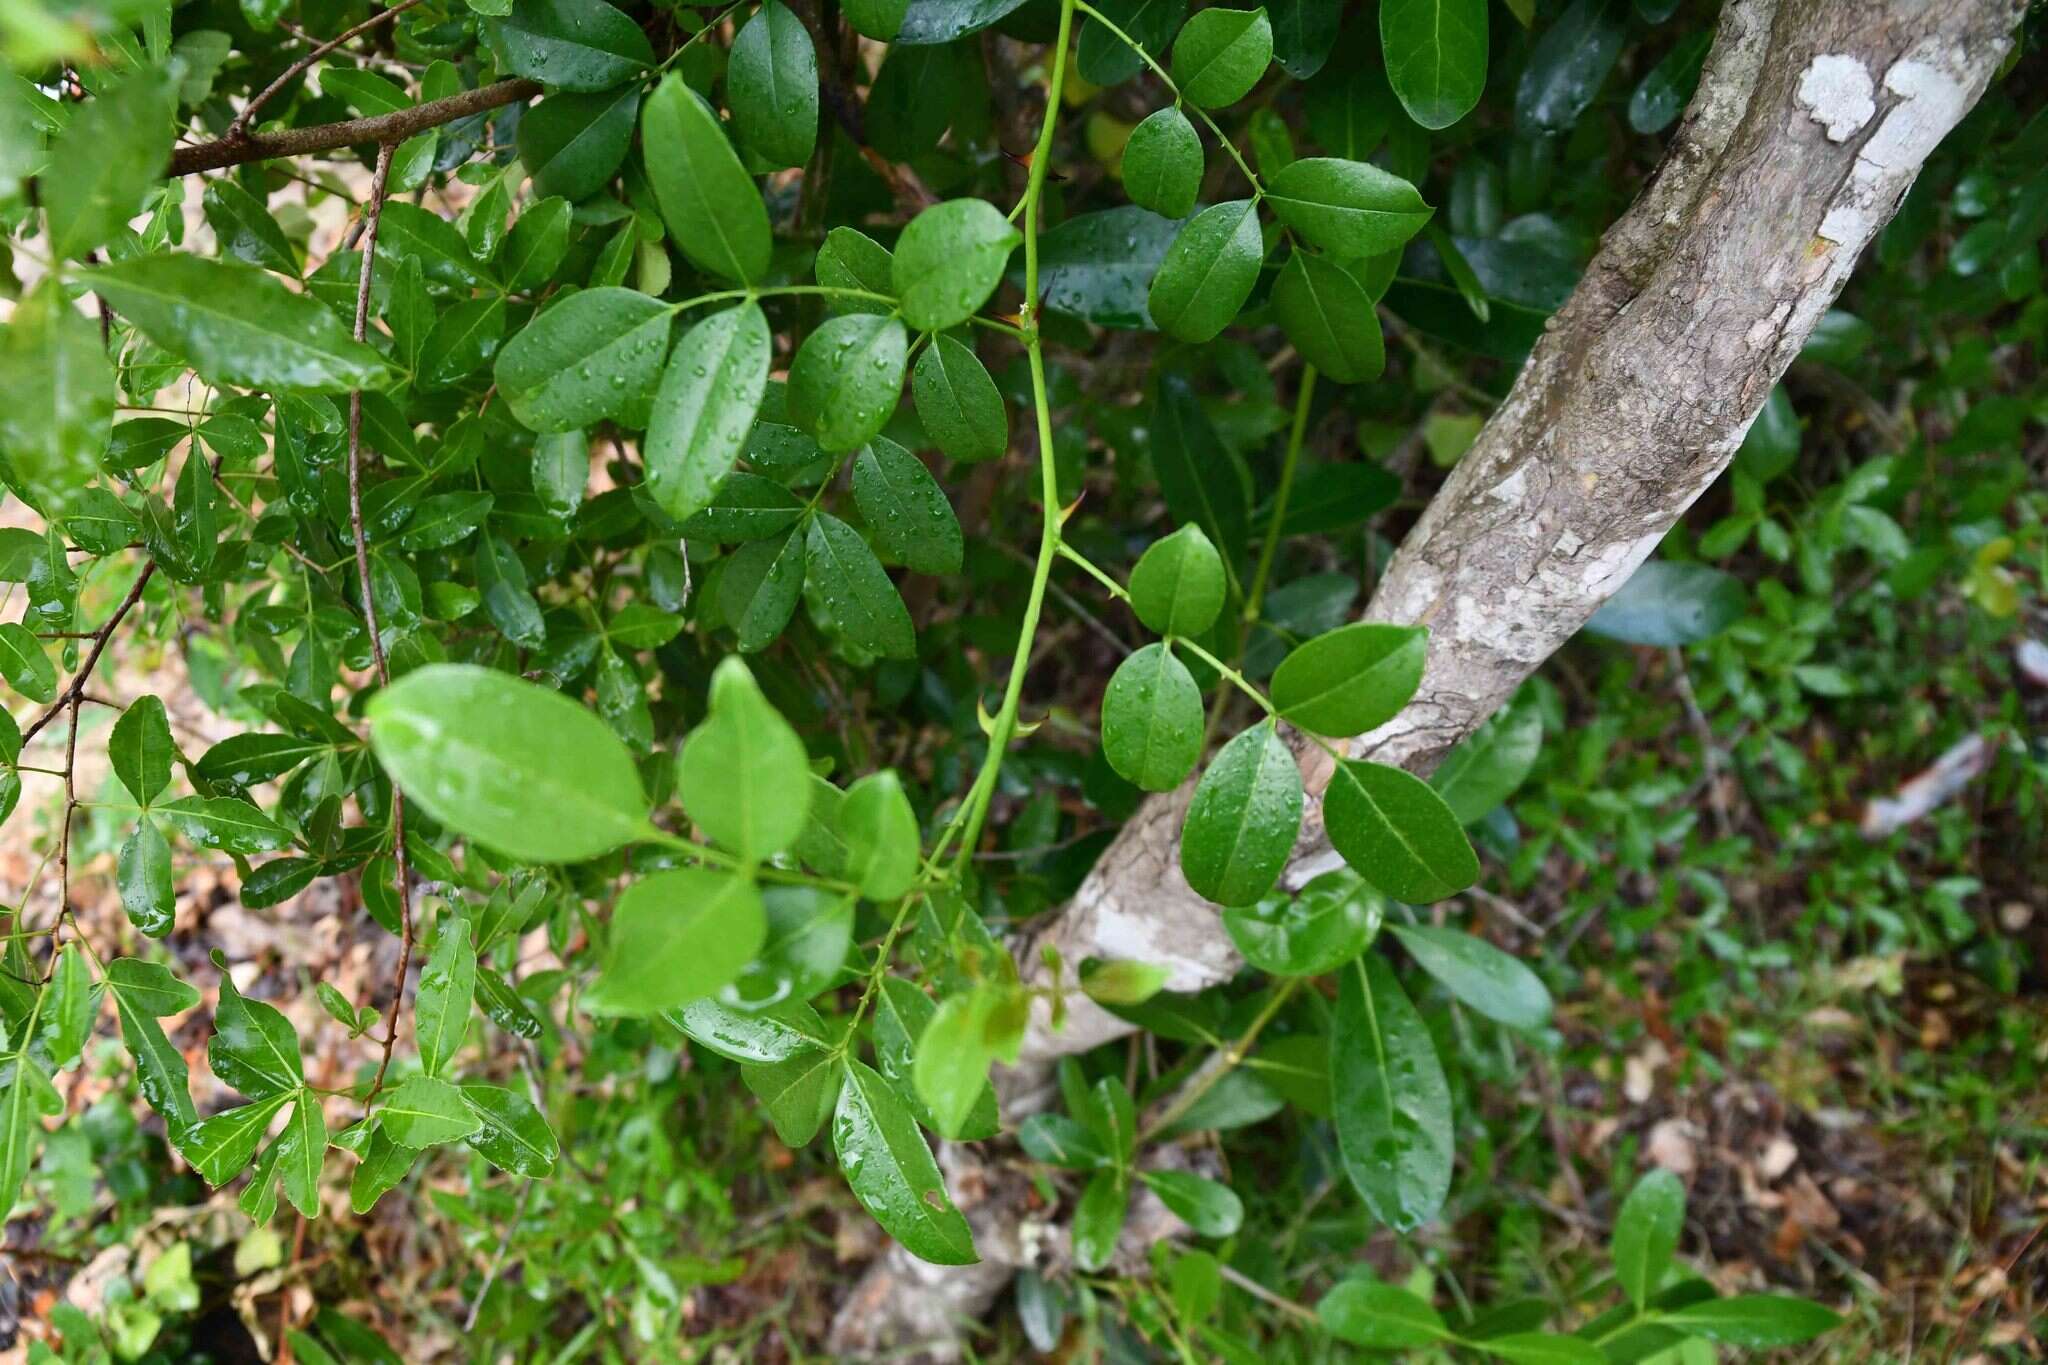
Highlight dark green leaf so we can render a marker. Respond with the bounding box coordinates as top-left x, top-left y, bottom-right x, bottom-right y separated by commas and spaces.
1583, 560, 1745, 646
118, 819, 175, 937
483, 0, 654, 92
1072, 1167, 1128, 1271
44, 67, 175, 260
911, 335, 1009, 463
210, 976, 303, 1099
1324, 759, 1478, 903
1148, 199, 1263, 343
787, 313, 908, 454
1037, 206, 1182, 330
645, 303, 770, 522
1101, 642, 1204, 792
1333, 954, 1452, 1229
1139, 1169, 1243, 1236
1271, 250, 1386, 384
460, 1084, 560, 1176
853, 437, 962, 574
518, 89, 639, 202
1170, 7, 1273, 107
806, 512, 917, 658
1429, 691, 1541, 824
643, 75, 772, 284
1264, 158, 1433, 258
1123, 107, 1203, 220
1269, 622, 1426, 737
414, 917, 476, 1078
1513, 0, 1626, 136
835, 1059, 979, 1264
719, 530, 808, 651
1221, 866, 1381, 974
494, 287, 672, 434
729, 1, 819, 168
1661, 1296, 1841, 1348
0, 625, 54, 704
202, 180, 298, 275
1152, 372, 1251, 563
1381, 0, 1487, 130
158, 796, 294, 854
894, 199, 1021, 331
1179, 720, 1304, 907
